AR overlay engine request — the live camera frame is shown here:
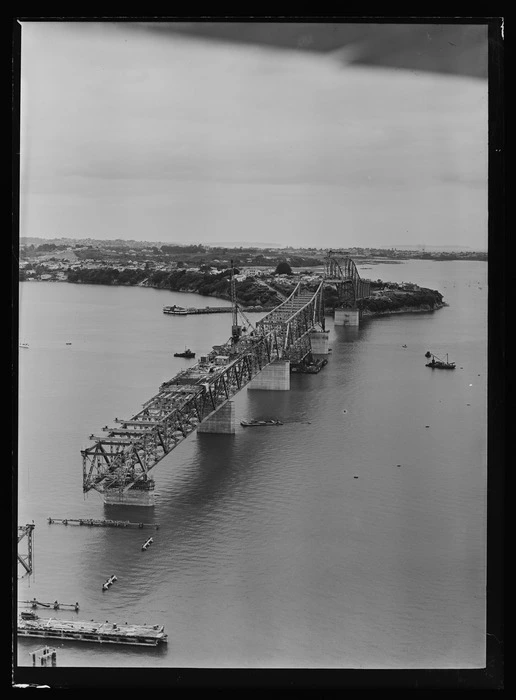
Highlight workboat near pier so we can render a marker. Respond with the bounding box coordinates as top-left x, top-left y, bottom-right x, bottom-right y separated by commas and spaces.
291, 358, 328, 374
17, 614, 168, 646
